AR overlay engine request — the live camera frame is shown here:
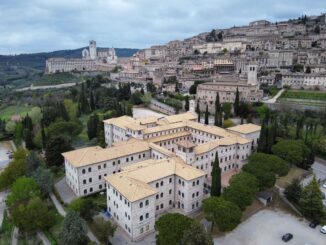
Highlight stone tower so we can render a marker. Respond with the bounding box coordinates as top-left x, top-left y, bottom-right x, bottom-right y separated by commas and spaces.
89, 40, 97, 60
247, 64, 258, 86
